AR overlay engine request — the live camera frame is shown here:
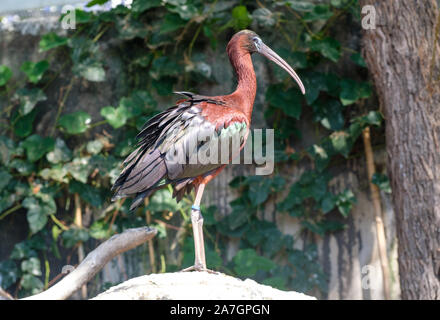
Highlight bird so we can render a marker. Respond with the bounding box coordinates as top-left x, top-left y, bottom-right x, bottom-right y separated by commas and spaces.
111, 30, 305, 272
